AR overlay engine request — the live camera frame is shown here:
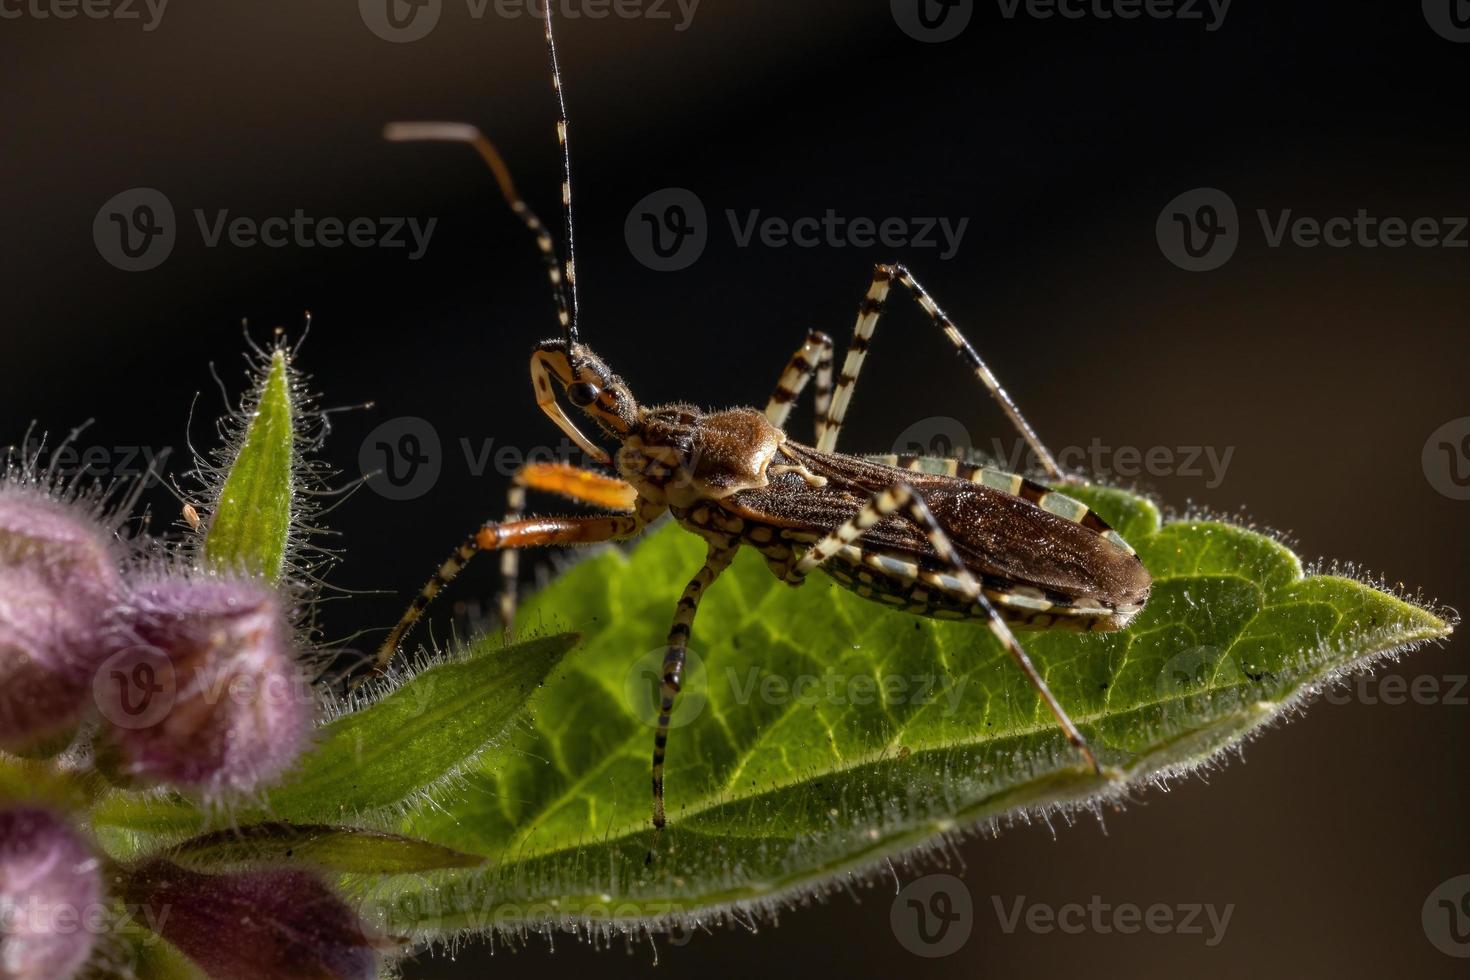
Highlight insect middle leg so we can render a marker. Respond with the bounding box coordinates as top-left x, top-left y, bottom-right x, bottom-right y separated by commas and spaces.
818, 263, 1063, 482
650, 538, 739, 841
367, 462, 642, 680
789, 483, 1100, 772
